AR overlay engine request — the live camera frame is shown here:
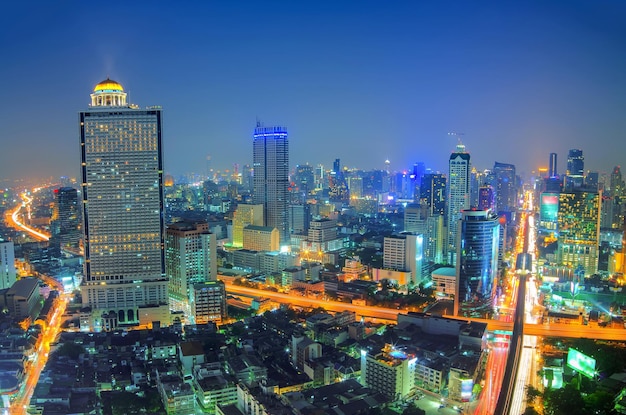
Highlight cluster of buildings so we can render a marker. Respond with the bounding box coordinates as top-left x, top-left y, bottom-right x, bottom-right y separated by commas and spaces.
9, 77, 622, 332
25, 305, 488, 415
